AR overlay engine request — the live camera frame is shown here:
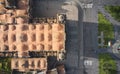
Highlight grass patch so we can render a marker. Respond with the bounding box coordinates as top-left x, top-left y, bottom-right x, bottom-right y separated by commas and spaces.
0, 58, 11, 73
99, 53, 117, 74
105, 6, 120, 22
98, 12, 114, 46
